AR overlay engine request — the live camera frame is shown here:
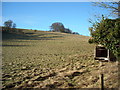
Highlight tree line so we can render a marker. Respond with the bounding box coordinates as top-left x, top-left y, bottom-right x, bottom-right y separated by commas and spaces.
50, 22, 79, 35
2, 20, 79, 35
